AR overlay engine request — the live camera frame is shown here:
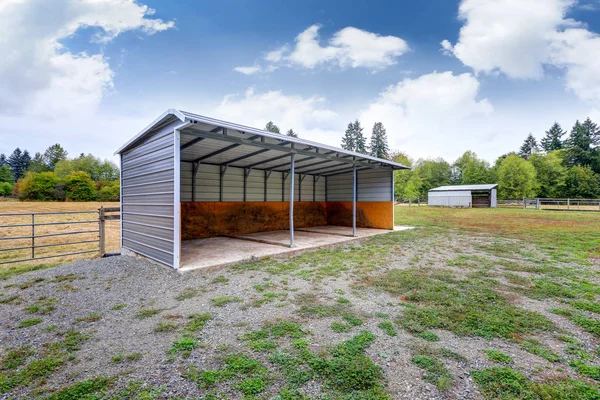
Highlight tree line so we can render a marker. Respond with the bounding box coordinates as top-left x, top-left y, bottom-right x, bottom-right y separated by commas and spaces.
392, 118, 600, 200
0, 144, 120, 201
